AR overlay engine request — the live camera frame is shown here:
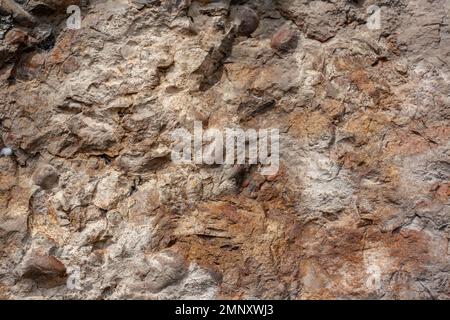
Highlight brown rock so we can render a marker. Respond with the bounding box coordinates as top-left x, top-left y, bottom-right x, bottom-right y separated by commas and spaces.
0, 0, 449, 301
271, 26, 298, 52
62, 56, 79, 74
233, 6, 259, 36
